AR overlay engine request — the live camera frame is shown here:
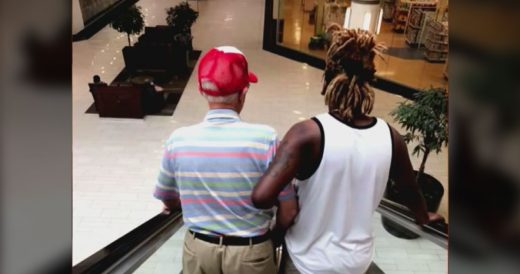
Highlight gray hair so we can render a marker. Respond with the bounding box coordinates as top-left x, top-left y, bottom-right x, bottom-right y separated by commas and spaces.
202, 93, 240, 104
